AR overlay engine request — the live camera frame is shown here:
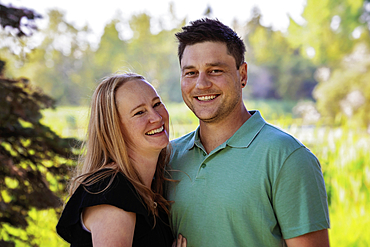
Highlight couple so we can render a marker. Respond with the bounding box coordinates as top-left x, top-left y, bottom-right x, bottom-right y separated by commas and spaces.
57, 18, 330, 246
